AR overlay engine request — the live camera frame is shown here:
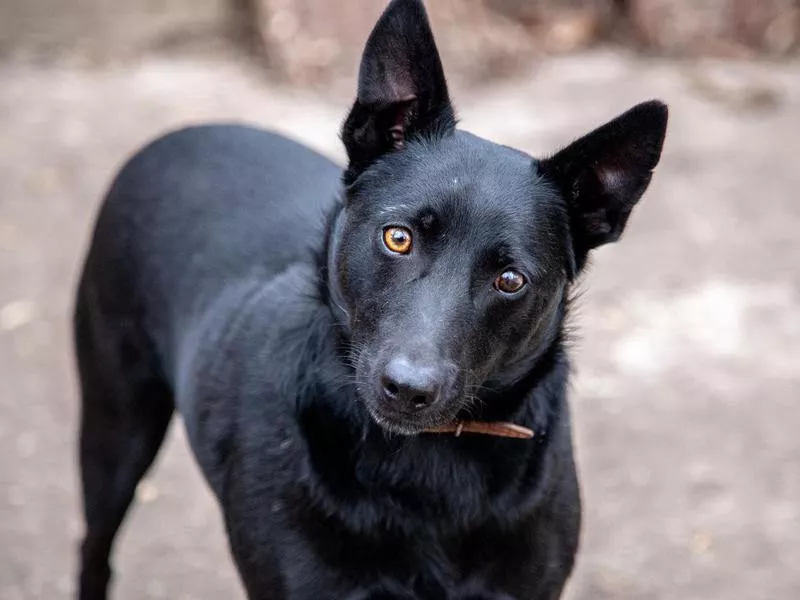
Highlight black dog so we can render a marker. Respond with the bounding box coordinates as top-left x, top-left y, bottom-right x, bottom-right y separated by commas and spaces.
74, 0, 667, 598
